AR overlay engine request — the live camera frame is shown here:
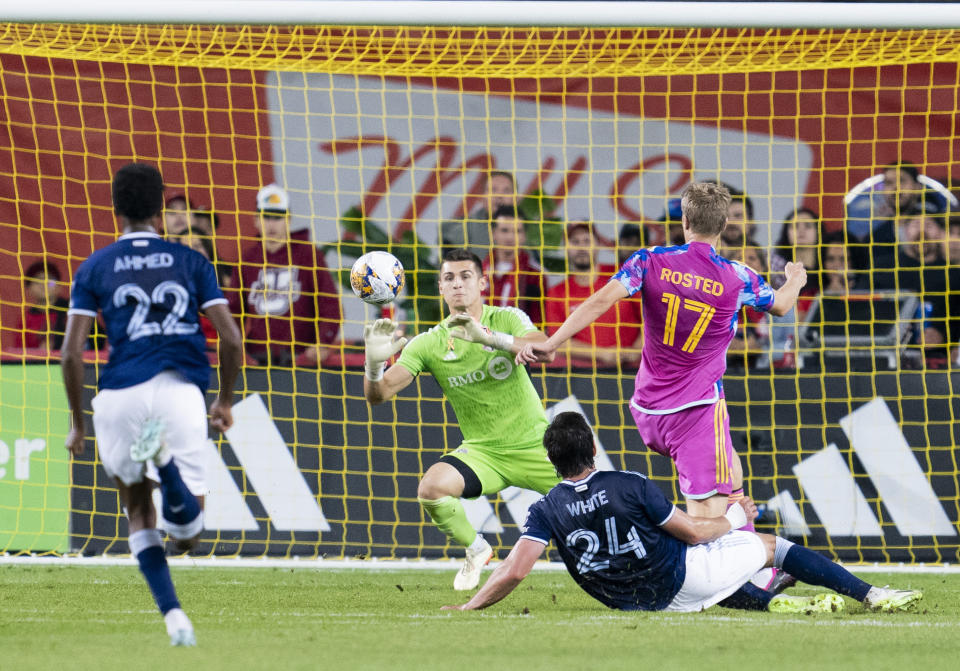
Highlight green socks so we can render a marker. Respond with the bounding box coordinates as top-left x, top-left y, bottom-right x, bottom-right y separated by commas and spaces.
418, 496, 477, 546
